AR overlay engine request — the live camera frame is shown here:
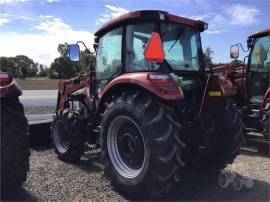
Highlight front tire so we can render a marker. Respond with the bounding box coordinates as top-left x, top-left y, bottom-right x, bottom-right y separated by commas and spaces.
51, 109, 86, 163
1, 98, 30, 192
101, 92, 185, 199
